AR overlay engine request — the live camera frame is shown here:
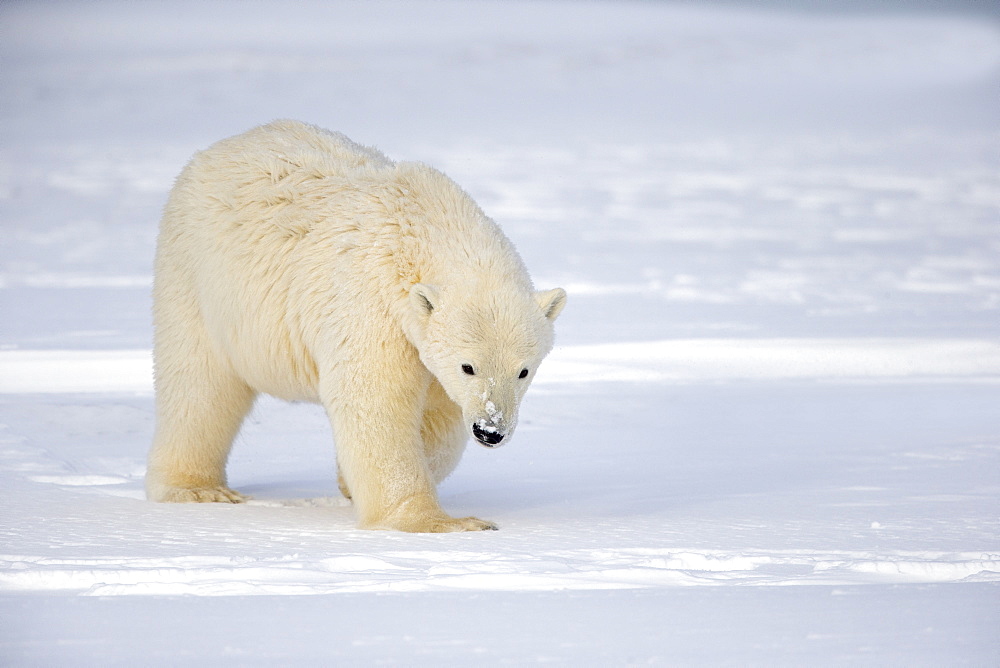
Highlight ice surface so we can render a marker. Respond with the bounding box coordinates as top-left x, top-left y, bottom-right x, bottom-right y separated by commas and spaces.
1, 0, 999, 665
